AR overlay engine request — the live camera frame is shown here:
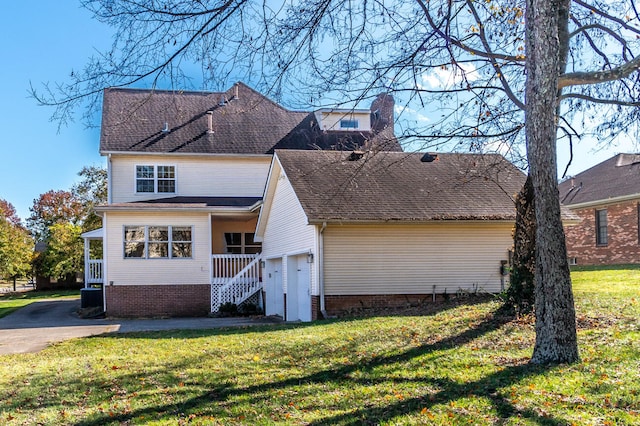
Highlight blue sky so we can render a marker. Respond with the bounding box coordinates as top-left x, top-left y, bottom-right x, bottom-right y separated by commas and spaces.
0, 2, 636, 222
0, 2, 110, 221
